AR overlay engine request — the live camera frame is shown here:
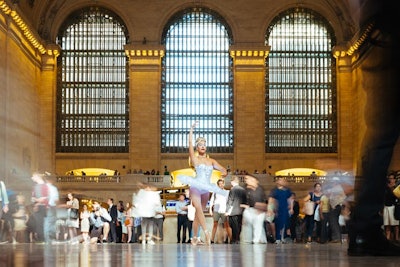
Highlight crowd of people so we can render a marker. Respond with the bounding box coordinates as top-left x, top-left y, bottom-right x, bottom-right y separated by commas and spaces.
0, 169, 399, 248
170, 121, 372, 247
171, 172, 400, 247
0, 173, 167, 245
0, 122, 400, 255
0, 170, 398, 247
